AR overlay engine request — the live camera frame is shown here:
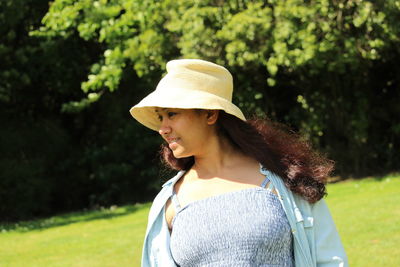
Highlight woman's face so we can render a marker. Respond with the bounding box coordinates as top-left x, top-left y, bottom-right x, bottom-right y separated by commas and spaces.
156, 108, 217, 158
